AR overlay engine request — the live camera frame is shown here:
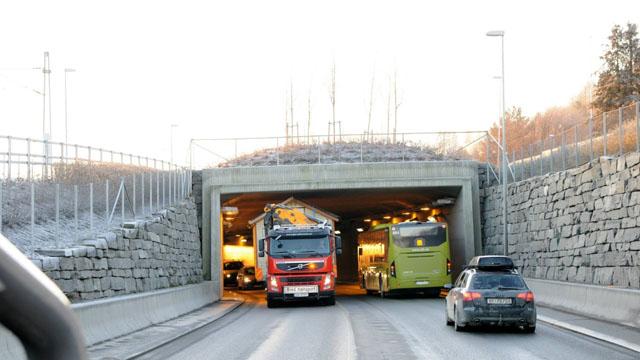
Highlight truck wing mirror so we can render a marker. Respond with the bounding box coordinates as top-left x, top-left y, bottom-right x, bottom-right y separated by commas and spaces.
0, 234, 87, 360
358, 248, 363, 256
258, 239, 265, 257
335, 236, 342, 255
